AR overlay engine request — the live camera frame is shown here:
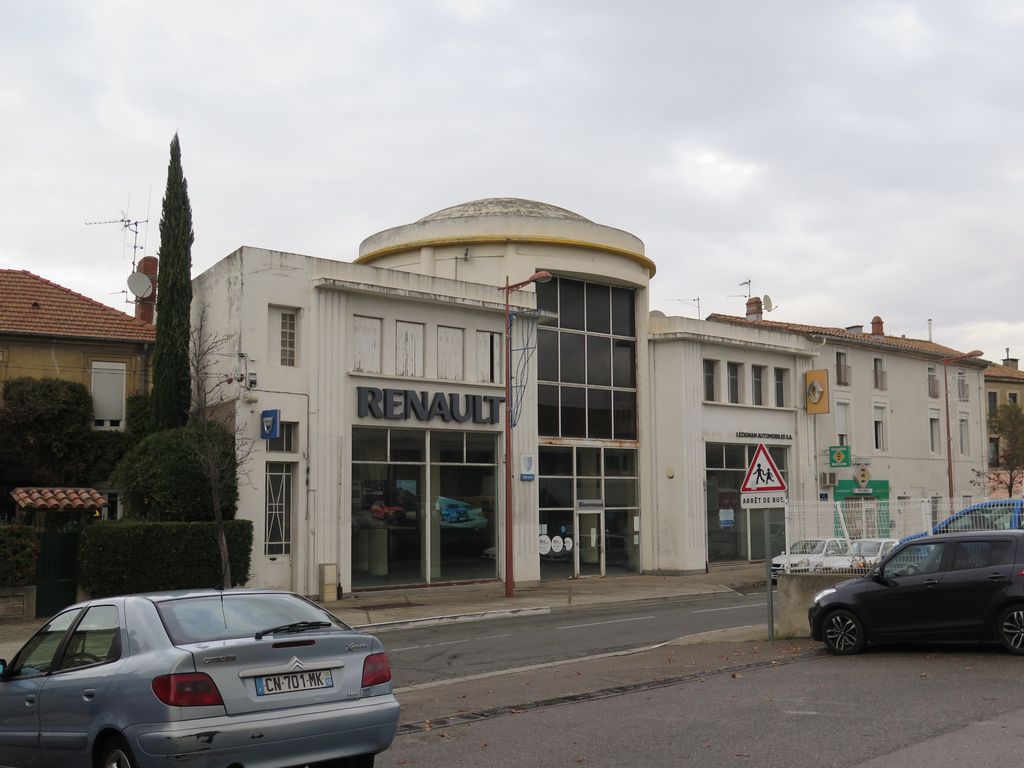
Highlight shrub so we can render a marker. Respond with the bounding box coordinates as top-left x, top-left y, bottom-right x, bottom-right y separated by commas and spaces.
79, 520, 252, 596
112, 422, 238, 521
0, 526, 39, 587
